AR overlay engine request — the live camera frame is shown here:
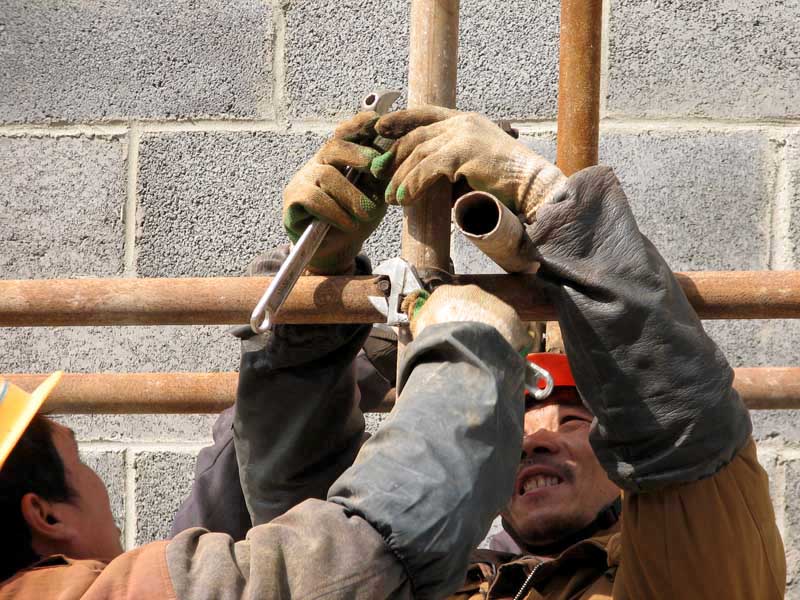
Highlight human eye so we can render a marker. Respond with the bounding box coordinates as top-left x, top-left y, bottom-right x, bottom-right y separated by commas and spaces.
560, 414, 590, 428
